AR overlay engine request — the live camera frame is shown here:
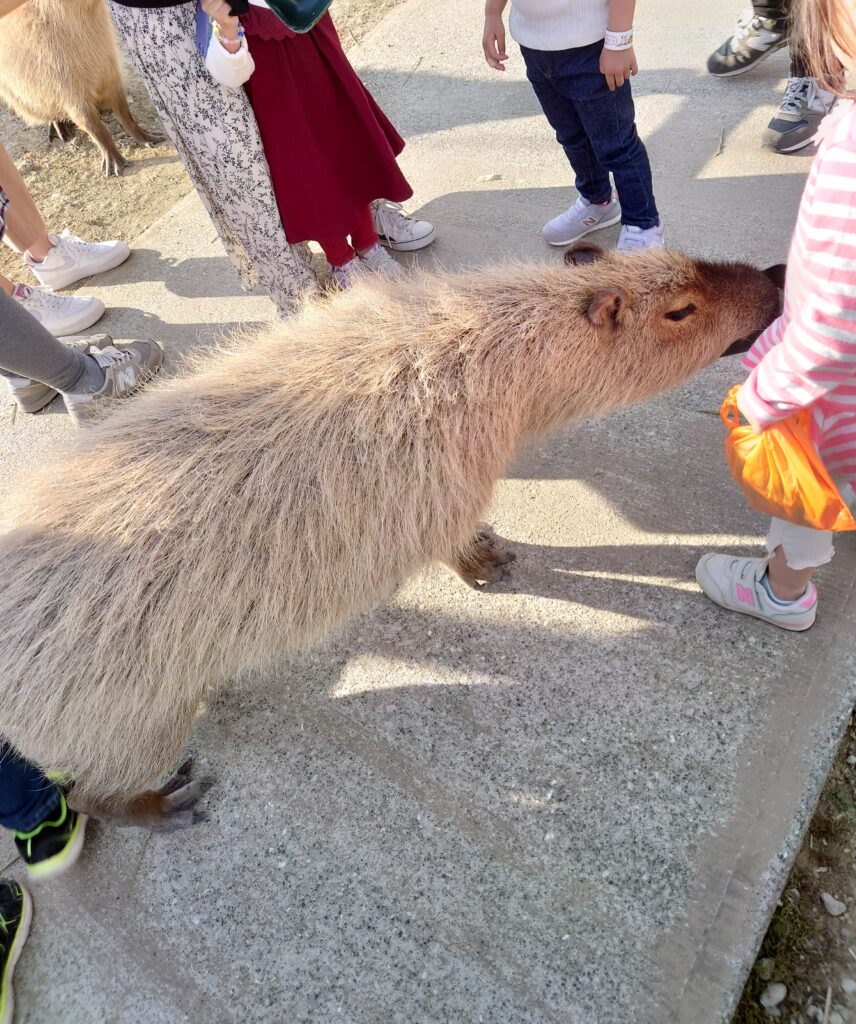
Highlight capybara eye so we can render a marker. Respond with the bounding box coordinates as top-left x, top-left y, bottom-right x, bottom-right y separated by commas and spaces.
665, 304, 696, 322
